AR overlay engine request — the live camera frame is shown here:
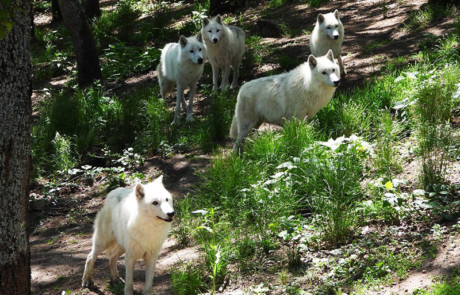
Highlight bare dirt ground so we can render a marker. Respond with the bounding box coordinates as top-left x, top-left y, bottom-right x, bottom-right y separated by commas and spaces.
30, 0, 458, 294
369, 233, 460, 295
